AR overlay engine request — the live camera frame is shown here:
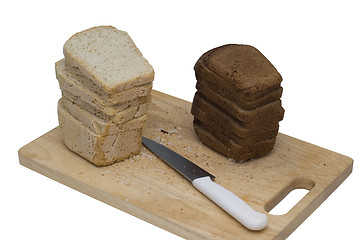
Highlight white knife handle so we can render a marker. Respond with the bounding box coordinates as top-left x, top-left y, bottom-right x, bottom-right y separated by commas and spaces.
192, 176, 268, 231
